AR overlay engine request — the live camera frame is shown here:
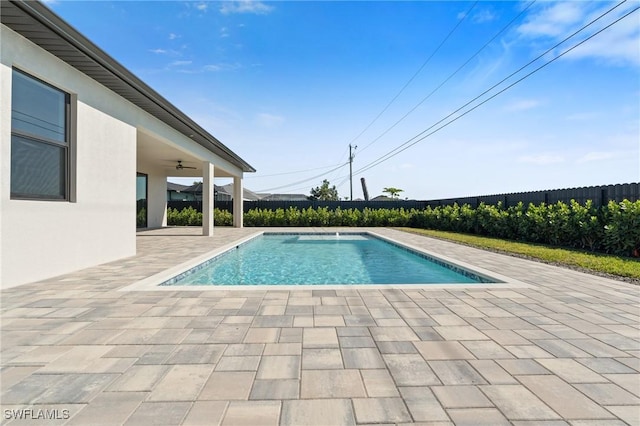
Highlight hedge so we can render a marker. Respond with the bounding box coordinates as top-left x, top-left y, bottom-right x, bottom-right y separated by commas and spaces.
166, 200, 640, 257
409, 200, 640, 256
167, 207, 233, 227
